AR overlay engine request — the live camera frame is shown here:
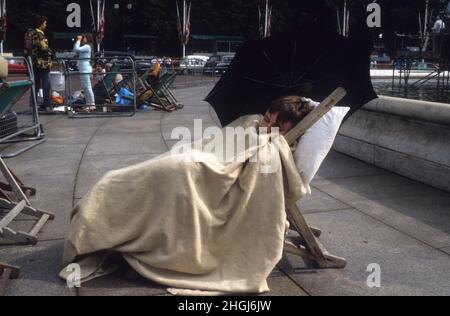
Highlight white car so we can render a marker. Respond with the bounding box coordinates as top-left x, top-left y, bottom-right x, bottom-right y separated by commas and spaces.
179, 57, 207, 74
